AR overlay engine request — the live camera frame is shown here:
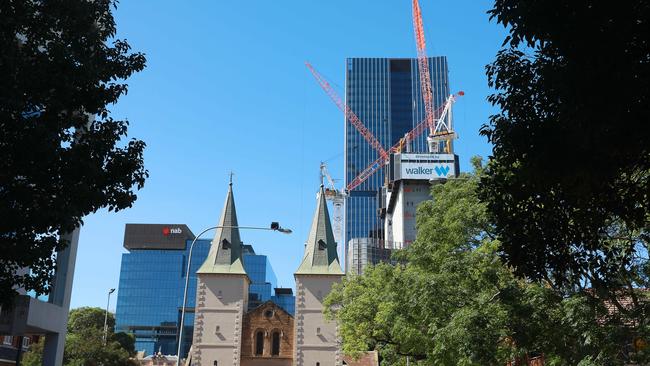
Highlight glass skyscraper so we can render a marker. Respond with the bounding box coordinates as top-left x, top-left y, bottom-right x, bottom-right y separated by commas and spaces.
344, 57, 450, 265
114, 224, 292, 359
